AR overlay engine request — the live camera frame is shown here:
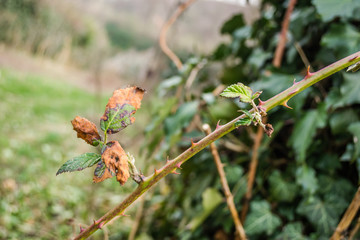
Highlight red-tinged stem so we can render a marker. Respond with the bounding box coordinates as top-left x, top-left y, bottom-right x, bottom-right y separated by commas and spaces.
74, 52, 360, 239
